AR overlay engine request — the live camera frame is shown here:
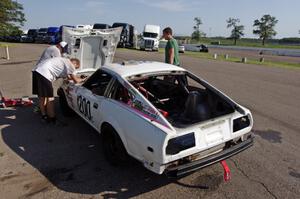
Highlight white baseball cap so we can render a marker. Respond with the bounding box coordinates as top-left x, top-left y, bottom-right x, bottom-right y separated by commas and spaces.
59, 41, 68, 48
